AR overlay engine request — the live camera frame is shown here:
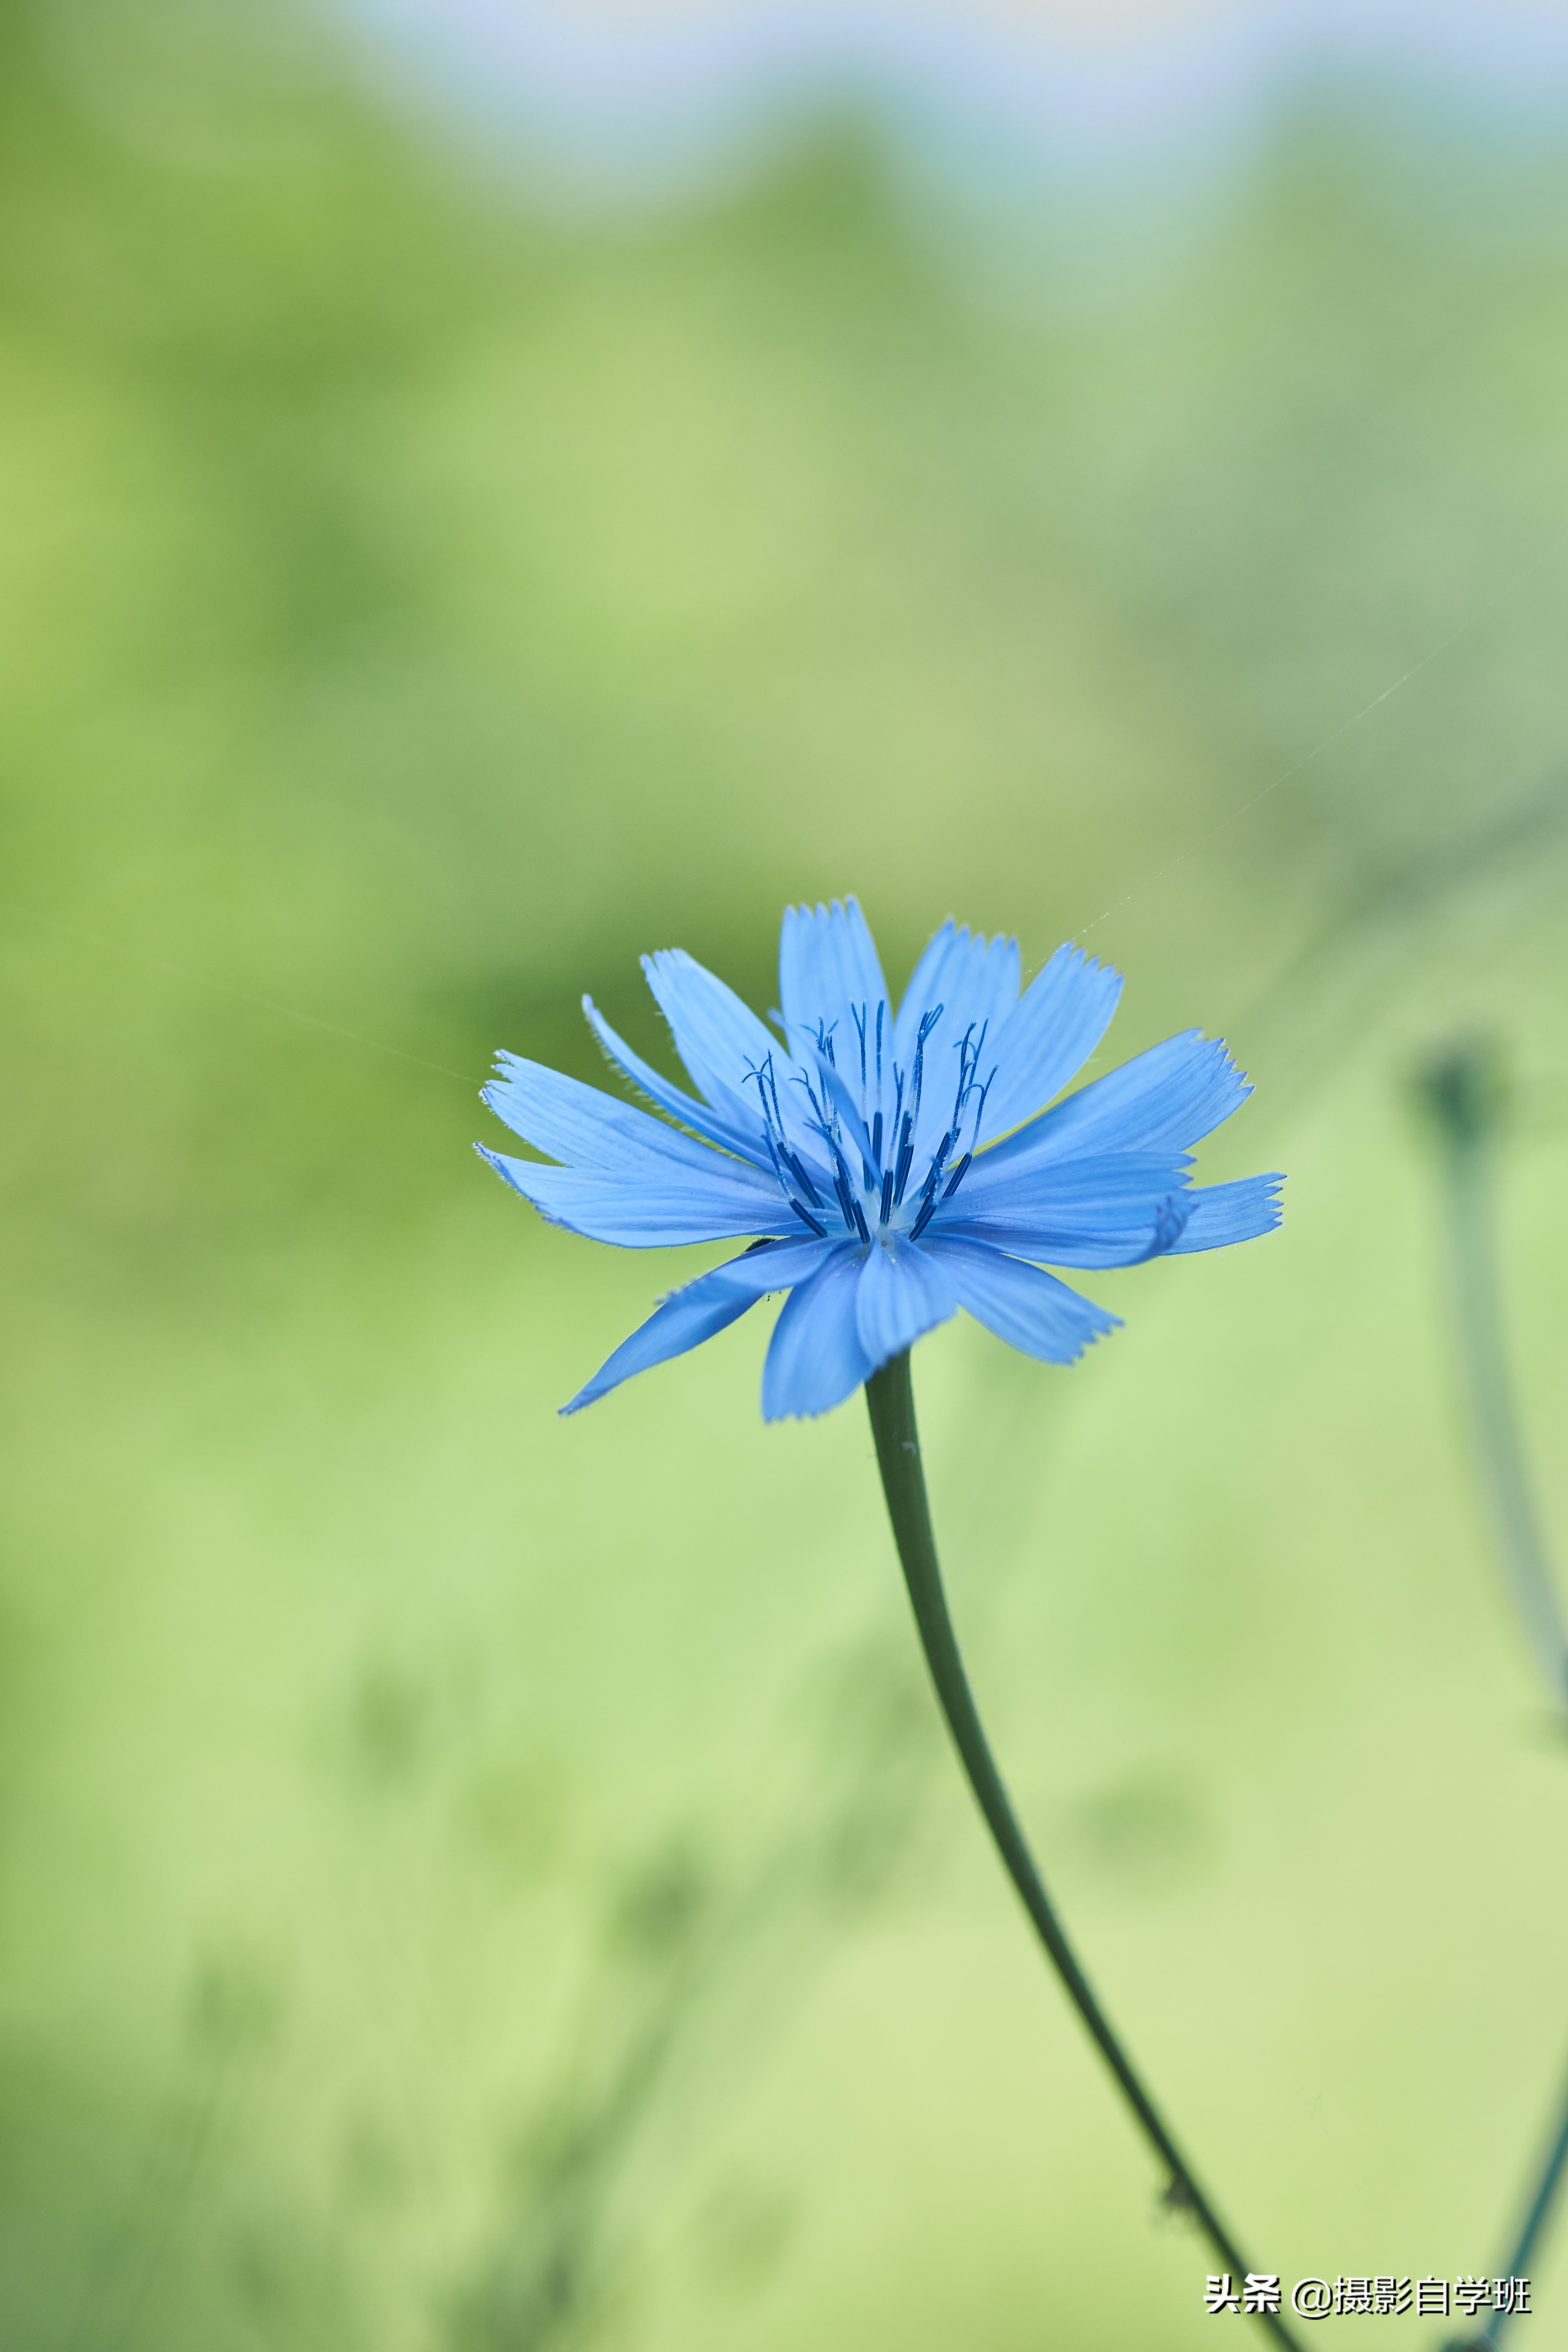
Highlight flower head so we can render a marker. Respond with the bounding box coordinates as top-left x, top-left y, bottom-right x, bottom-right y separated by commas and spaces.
478, 899, 1282, 1420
